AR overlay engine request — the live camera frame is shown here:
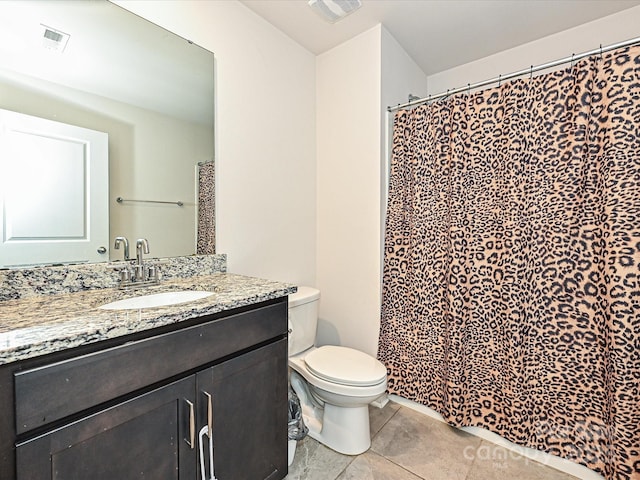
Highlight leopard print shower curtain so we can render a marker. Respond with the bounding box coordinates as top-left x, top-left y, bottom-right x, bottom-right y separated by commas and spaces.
378, 45, 640, 479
